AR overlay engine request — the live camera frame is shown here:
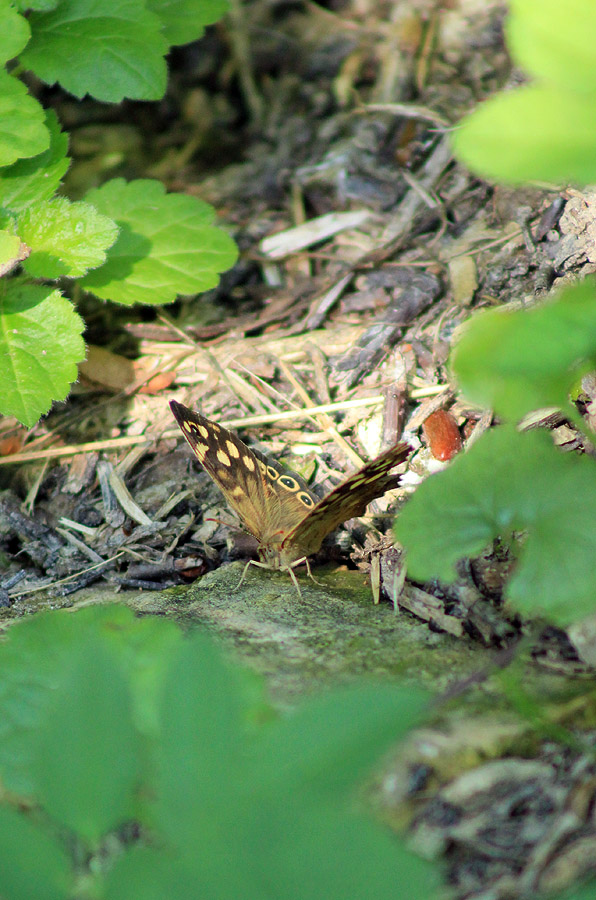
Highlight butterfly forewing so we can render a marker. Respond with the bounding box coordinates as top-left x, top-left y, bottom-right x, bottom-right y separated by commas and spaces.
283, 442, 411, 557
170, 401, 317, 542
170, 401, 271, 538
